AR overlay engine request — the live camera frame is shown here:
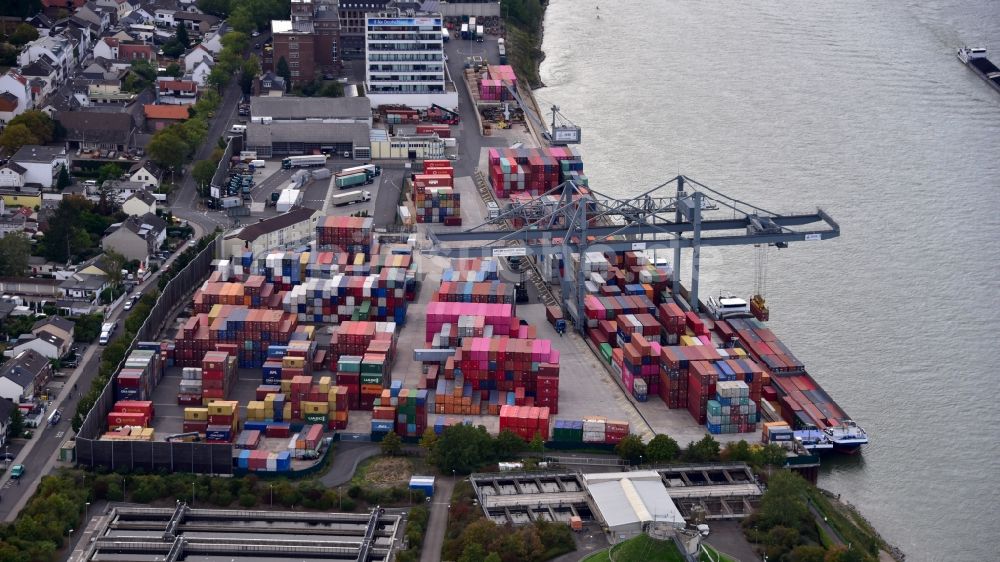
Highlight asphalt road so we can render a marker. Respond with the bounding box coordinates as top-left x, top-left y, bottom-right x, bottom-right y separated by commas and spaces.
0, 243, 198, 523
419, 475, 456, 562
